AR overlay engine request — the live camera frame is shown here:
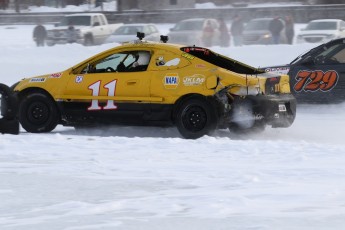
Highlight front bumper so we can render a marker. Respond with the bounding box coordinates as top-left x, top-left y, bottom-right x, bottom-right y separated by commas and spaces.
46, 37, 84, 45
